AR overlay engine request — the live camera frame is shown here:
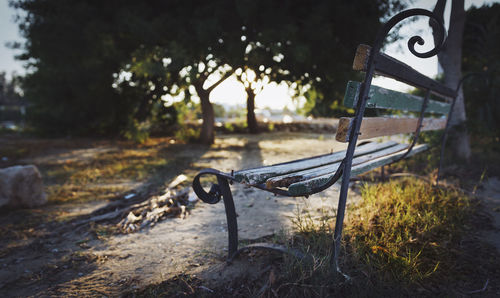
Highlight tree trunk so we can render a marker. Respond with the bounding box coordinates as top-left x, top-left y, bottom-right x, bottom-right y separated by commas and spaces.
432, 0, 471, 162
192, 71, 233, 145
246, 87, 259, 133
194, 83, 214, 145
